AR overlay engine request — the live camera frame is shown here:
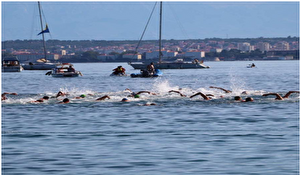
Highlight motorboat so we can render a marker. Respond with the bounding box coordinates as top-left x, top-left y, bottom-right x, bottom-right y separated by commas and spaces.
2, 57, 23, 72
247, 63, 256, 68
45, 63, 82, 77
130, 69, 163, 78
110, 72, 127, 76
110, 66, 127, 76
129, 60, 210, 69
